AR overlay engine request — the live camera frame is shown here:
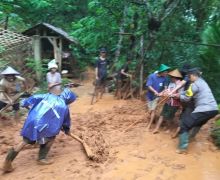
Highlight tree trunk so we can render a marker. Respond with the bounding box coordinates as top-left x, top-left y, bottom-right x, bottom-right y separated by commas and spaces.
139, 35, 144, 97
4, 15, 9, 30
33, 35, 42, 81
113, 4, 128, 65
